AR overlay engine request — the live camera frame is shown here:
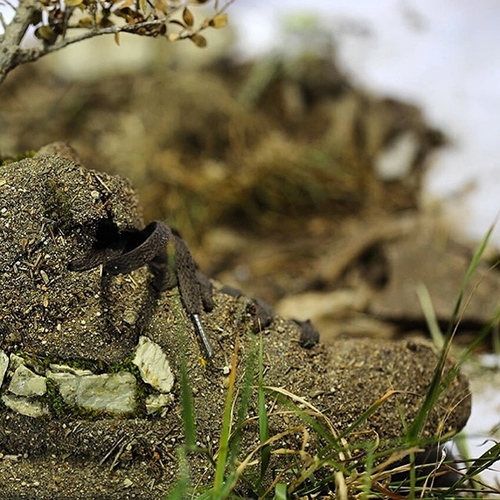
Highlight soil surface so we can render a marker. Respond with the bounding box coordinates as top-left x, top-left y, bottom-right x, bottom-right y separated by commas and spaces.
0, 153, 471, 499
